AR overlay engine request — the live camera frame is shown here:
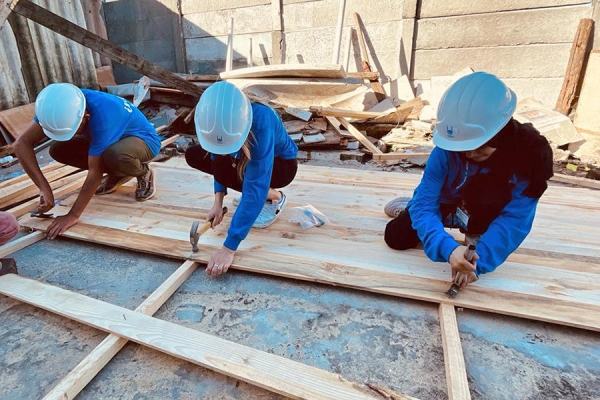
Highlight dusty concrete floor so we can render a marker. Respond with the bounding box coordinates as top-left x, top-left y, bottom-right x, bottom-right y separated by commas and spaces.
1, 152, 599, 399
